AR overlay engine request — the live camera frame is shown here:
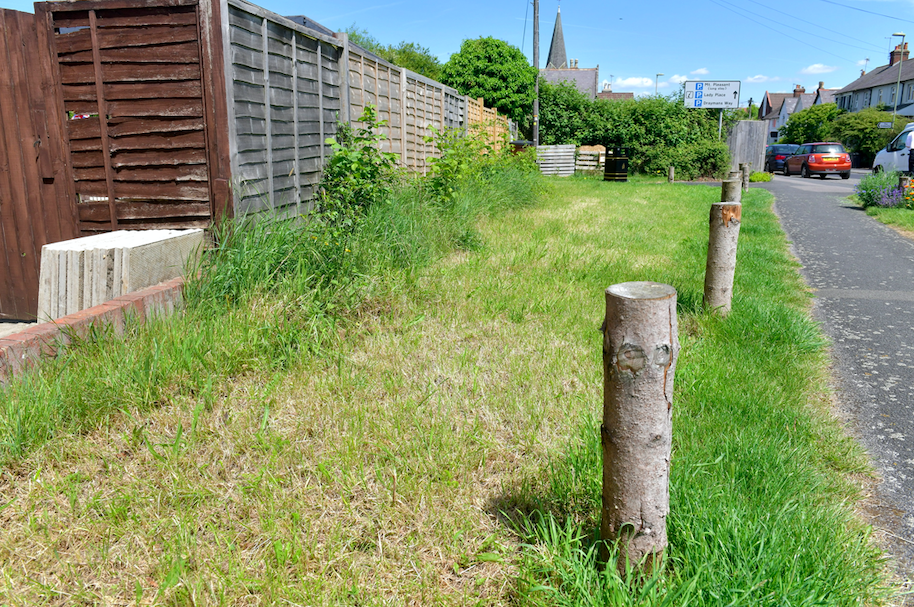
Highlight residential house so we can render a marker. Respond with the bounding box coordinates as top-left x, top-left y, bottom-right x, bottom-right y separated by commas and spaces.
596, 83, 634, 101
759, 83, 831, 144
835, 43, 914, 115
